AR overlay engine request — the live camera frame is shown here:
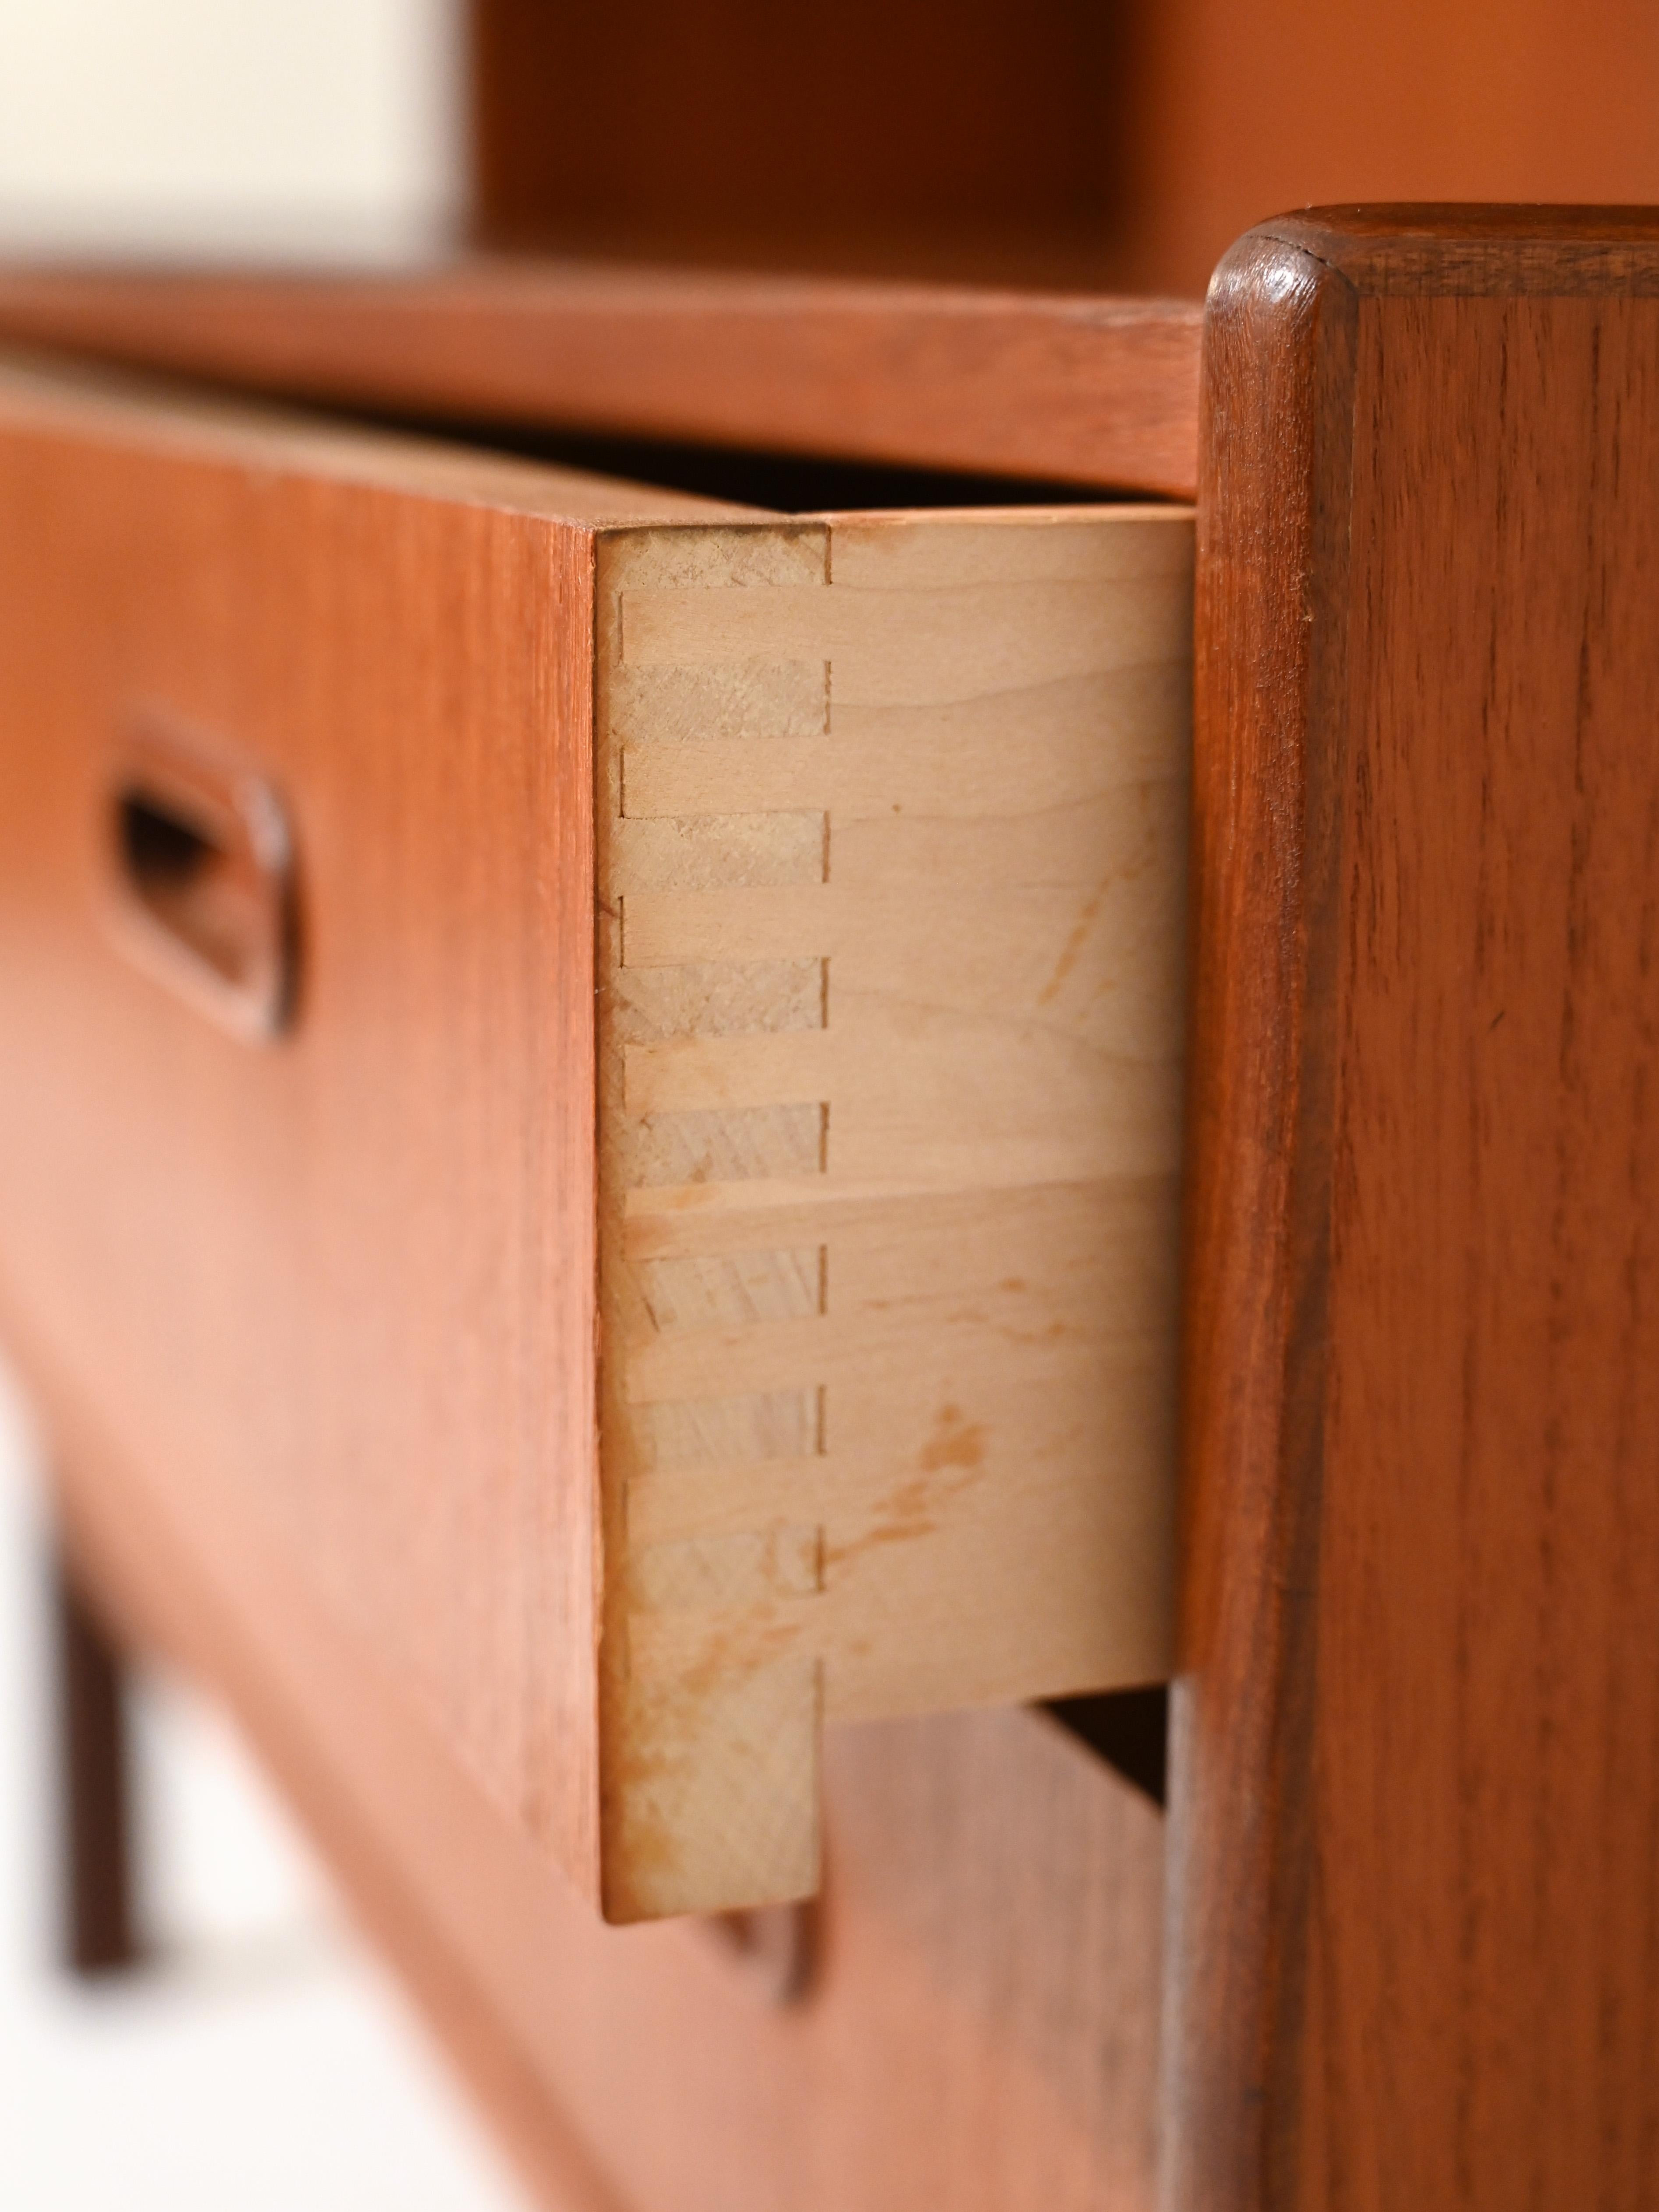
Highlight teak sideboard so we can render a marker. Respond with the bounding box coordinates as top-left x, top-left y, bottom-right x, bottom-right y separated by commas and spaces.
0, 206, 1655, 2210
